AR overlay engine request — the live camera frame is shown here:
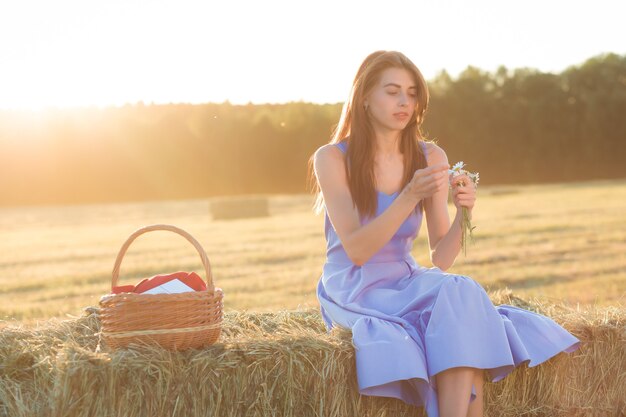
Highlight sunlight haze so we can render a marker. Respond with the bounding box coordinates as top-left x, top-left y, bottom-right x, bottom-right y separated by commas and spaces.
0, 0, 624, 110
